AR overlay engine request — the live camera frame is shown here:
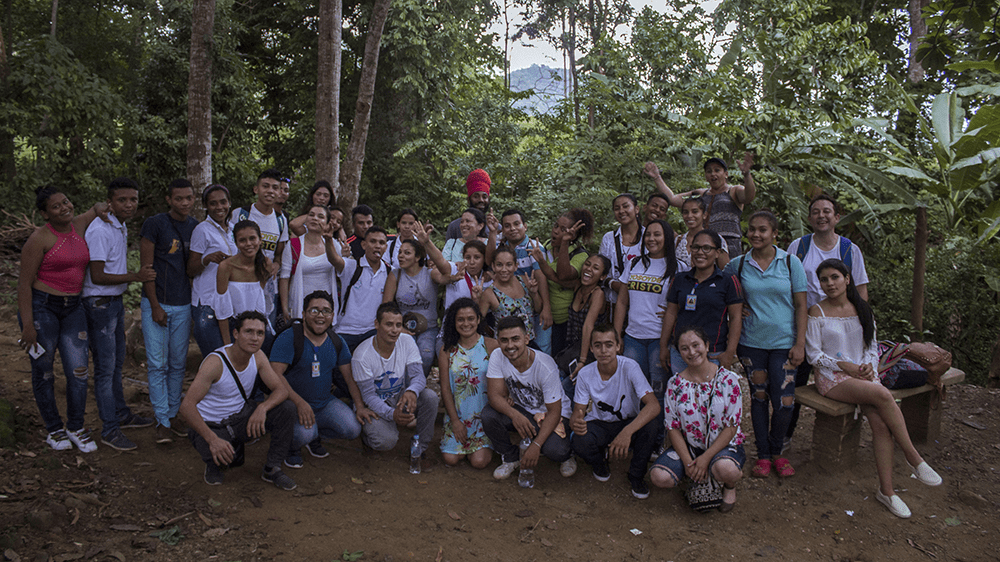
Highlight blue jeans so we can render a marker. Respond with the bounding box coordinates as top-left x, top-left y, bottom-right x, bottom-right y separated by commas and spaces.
340, 329, 376, 354
738, 345, 796, 459
653, 443, 746, 484
83, 295, 134, 437
669, 347, 722, 375
141, 298, 191, 427
191, 304, 224, 358
291, 399, 362, 451
623, 333, 668, 445
19, 290, 90, 433
414, 327, 438, 375
533, 316, 552, 355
